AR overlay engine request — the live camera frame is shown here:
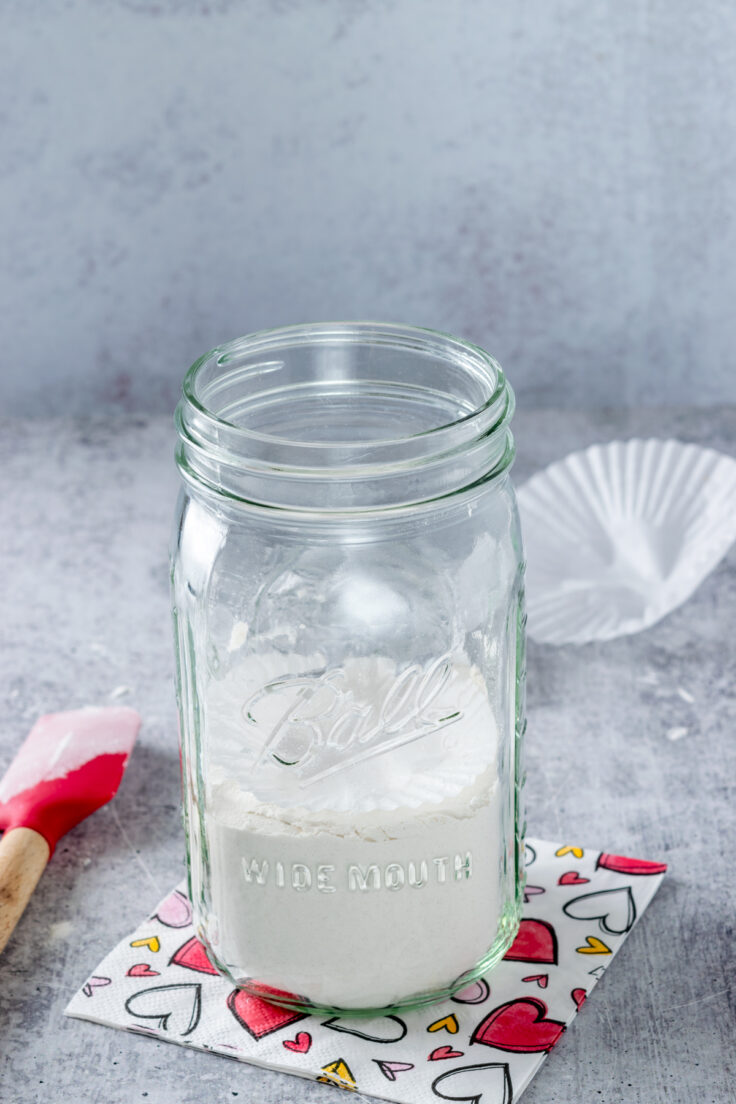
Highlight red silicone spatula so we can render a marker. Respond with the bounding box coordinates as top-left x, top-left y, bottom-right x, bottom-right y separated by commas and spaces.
0, 706, 140, 953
